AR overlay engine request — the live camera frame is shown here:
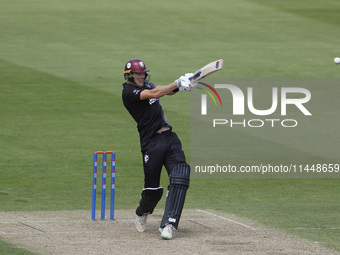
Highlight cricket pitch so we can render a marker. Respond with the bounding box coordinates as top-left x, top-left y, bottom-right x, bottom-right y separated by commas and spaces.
0, 209, 339, 255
